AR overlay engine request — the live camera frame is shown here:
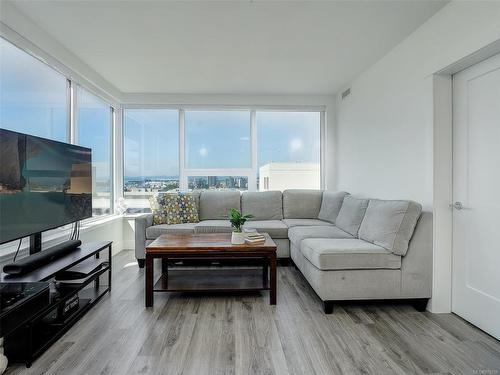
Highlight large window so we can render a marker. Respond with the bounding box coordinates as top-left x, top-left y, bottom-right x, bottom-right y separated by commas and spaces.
123, 109, 179, 213
122, 109, 322, 211
185, 110, 251, 169
76, 87, 113, 216
0, 38, 68, 142
257, 111, 321, 191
